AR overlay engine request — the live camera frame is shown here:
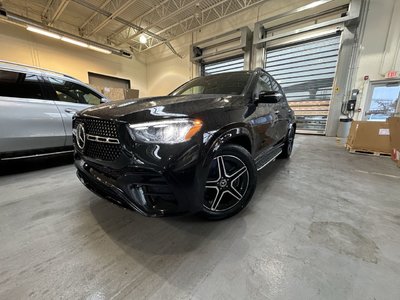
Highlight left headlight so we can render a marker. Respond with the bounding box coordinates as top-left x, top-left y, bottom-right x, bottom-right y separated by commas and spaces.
128, 118, 203, 144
